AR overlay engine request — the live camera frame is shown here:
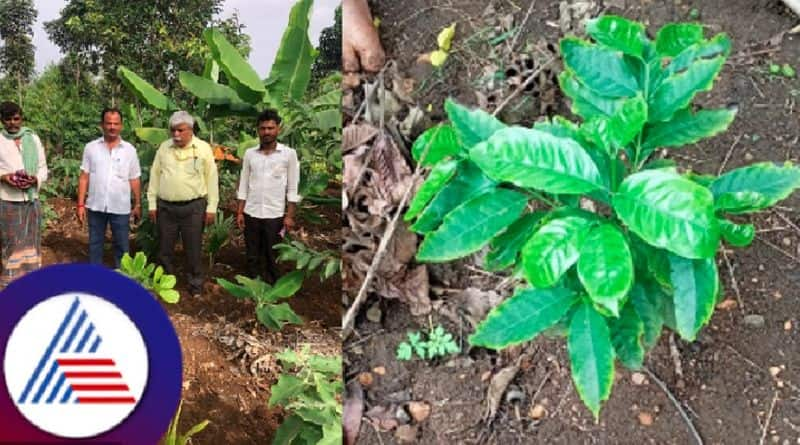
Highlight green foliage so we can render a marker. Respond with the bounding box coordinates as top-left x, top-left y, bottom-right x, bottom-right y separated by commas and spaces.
396, 326, 460, 361
310, 5, 340, 84
39, 199, 57, 234
118, 252, 179, 303
204, 211, 234, 268
405, 16, 800, 418
0, 0, 37, 99
41, 158, 81, 198
269, 346, 342, 445
161, 400, 210, 445
216, 272, 304, 330
274, 238, 340, 282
